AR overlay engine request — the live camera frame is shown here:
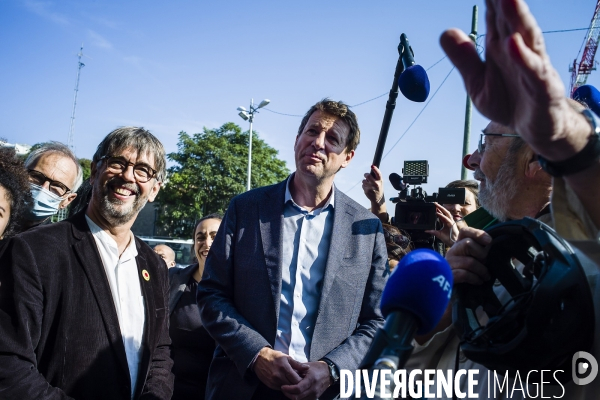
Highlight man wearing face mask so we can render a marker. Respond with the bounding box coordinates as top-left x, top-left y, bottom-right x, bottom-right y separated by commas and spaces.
23, 142, 82, 228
